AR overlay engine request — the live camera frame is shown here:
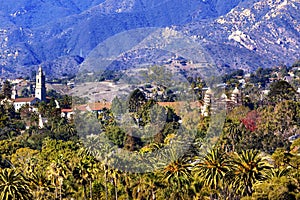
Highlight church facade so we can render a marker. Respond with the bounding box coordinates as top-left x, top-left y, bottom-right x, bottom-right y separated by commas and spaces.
201, 87, 242, 116
11, 66, 46, 110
